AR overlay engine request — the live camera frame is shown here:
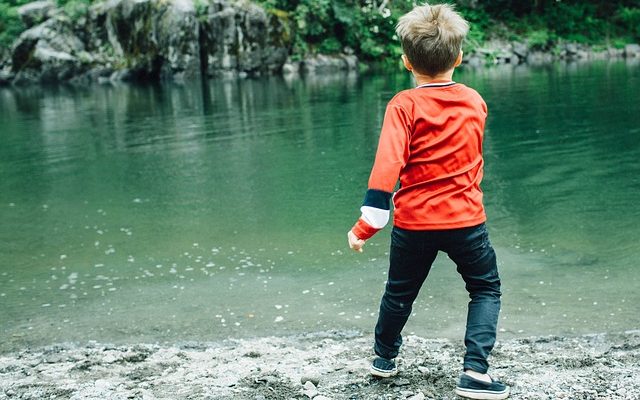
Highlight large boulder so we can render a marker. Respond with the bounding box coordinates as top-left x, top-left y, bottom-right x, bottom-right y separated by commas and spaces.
11, 17, 90, 84
511, 41, 529, 59
157, 0, 201, 79
17, 0, 57, 28
86, 0, 200, 80
624, 44, 640, 58
199, 0, 291, 76
299, 54, 358, 74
